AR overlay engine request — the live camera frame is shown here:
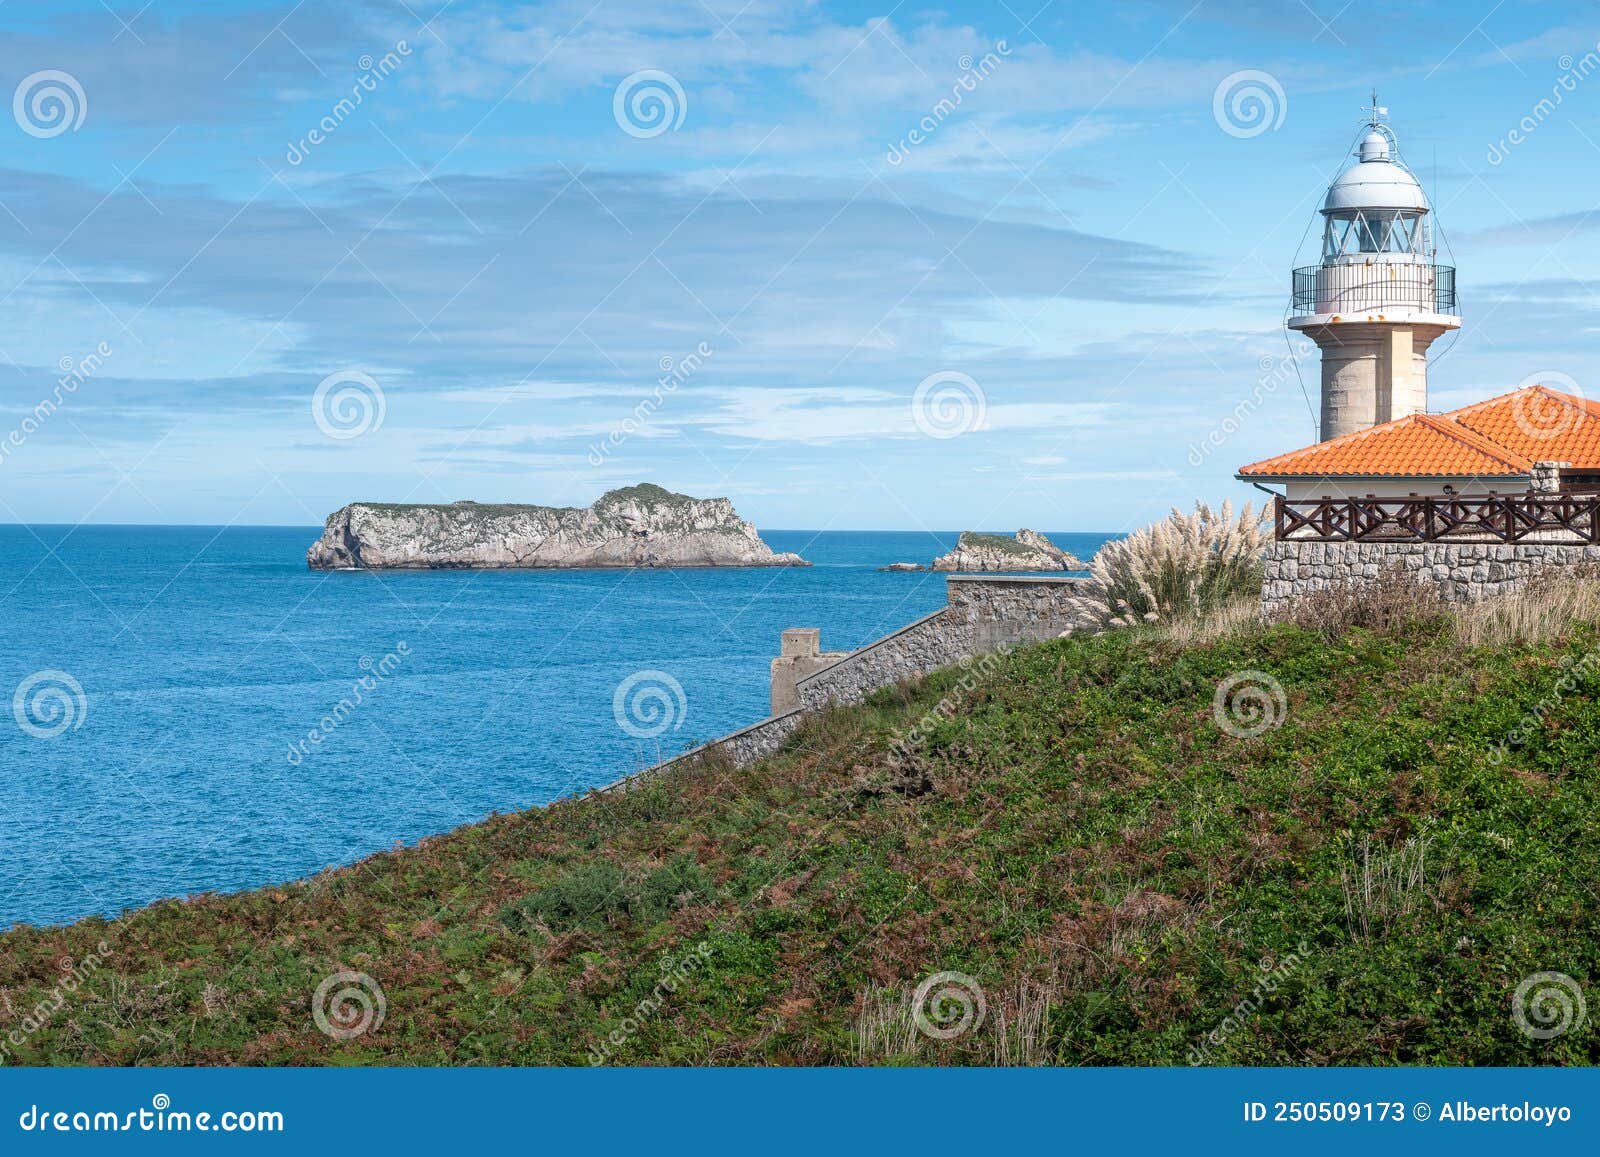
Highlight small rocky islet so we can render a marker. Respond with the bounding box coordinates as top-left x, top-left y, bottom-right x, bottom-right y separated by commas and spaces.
306, 483, 809, 570
926, 529, 1086, 573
